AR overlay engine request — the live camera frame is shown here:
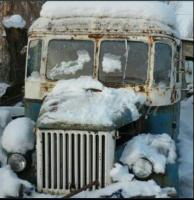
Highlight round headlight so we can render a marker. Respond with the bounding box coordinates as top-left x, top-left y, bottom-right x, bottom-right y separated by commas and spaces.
8, 153, 26, 172
132, 158, 153, 179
